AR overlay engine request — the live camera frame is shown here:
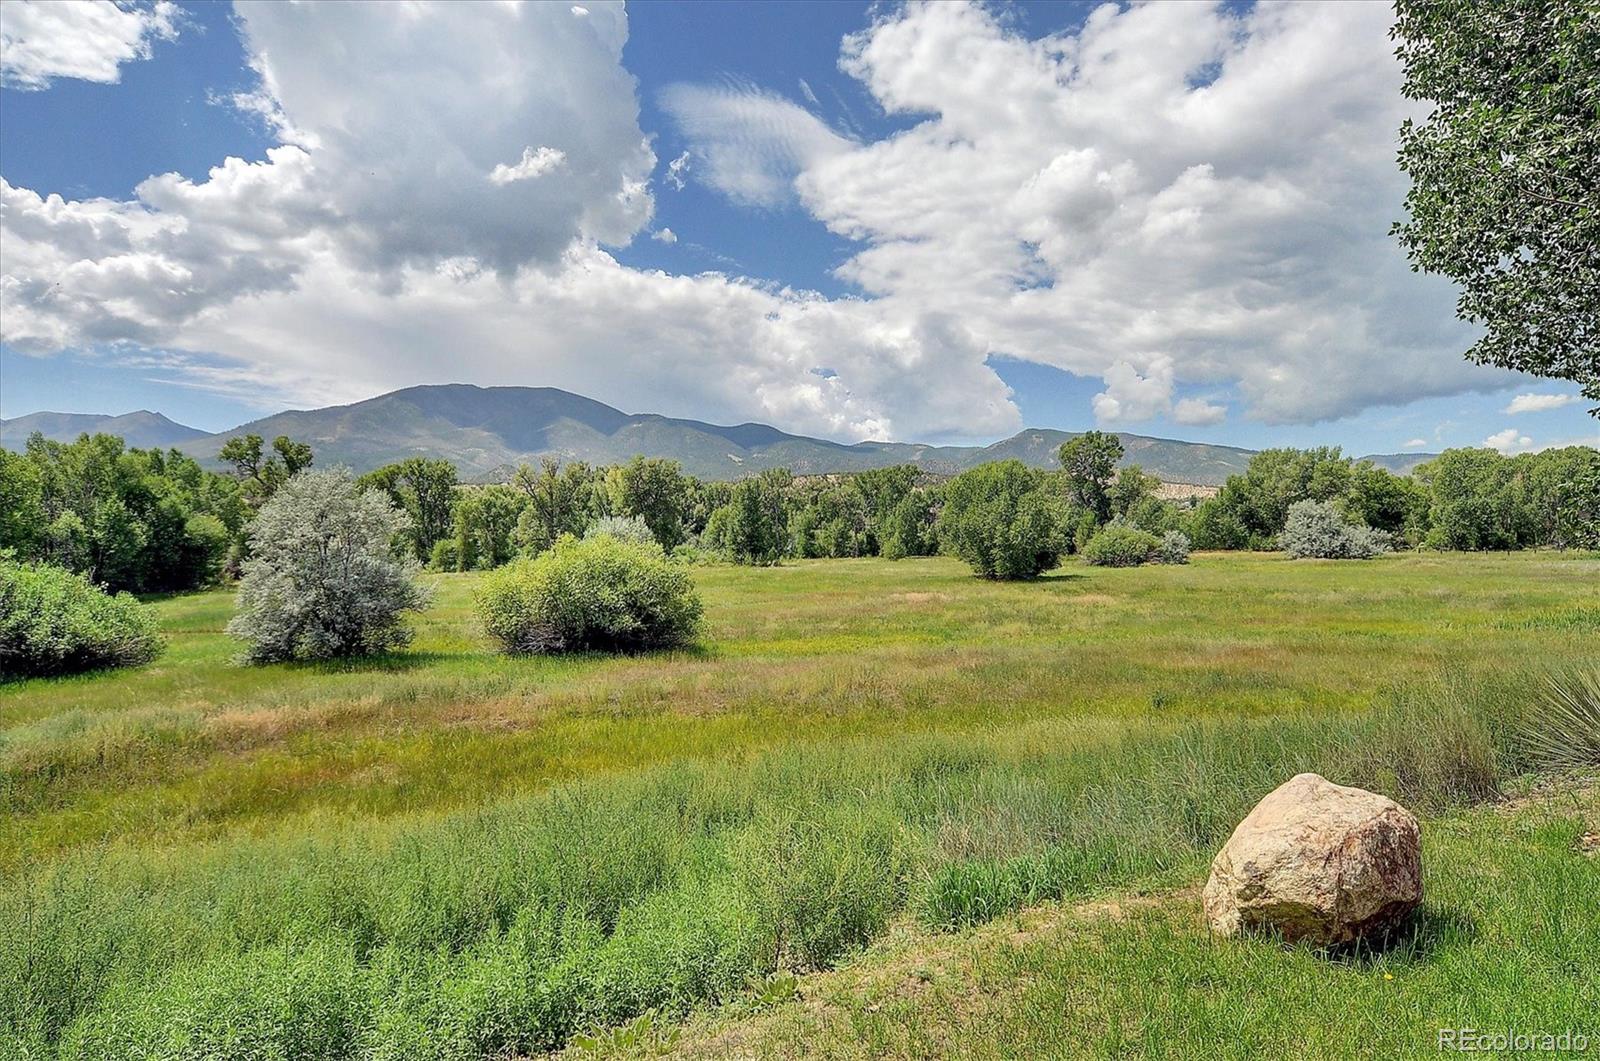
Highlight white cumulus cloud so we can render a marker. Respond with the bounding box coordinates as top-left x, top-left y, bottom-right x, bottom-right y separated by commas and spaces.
0, 0, 1553, 446
1482, 428, 1535, 455
0, 0, 178, 89
1504, 392, 1579, 415
488, 146, 567, 185
1173, 397, 1228, 426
